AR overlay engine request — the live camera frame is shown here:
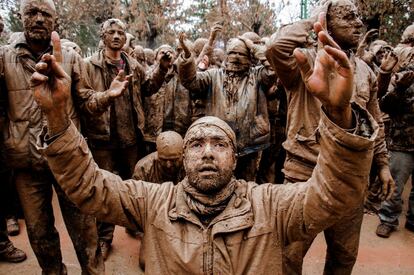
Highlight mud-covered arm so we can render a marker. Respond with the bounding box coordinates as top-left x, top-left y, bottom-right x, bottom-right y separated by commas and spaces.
380, 82, 414, 116
141, 63, 168, 97
38, 122, 165, 231
177, 53, 212, 96
70, 53, 115, 115
367, 70, 389, 168
271, 105, 377, 244
265, 17, 316, 90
